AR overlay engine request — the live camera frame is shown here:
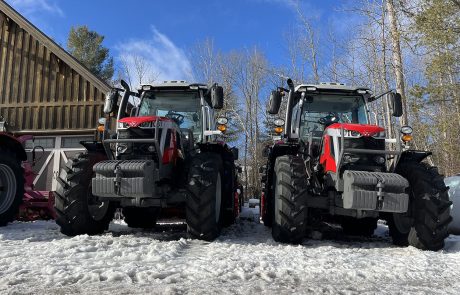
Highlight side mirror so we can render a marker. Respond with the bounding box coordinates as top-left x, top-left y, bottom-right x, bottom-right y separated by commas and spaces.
120, 79, 130, 91
231, 147, 239, 160
390, 92, 403, 117
211, 85, 224, 109
268, 90, 282, 114
104, 90, 119, 114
